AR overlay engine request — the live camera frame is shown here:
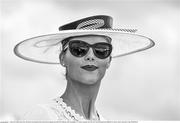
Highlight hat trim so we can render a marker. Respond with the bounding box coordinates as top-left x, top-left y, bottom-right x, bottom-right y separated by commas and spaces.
14, 29, 155, 64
